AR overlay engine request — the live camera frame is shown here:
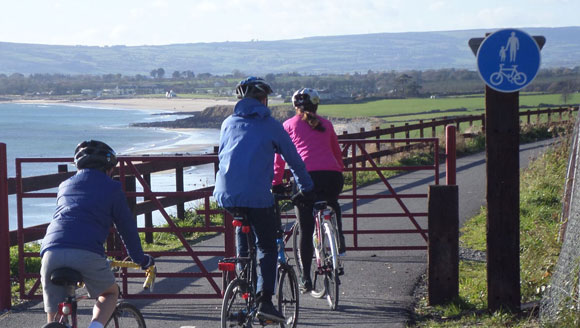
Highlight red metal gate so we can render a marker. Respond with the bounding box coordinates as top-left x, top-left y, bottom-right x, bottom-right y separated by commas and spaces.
9, 137, 440, 301
338, 138, 439, 252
